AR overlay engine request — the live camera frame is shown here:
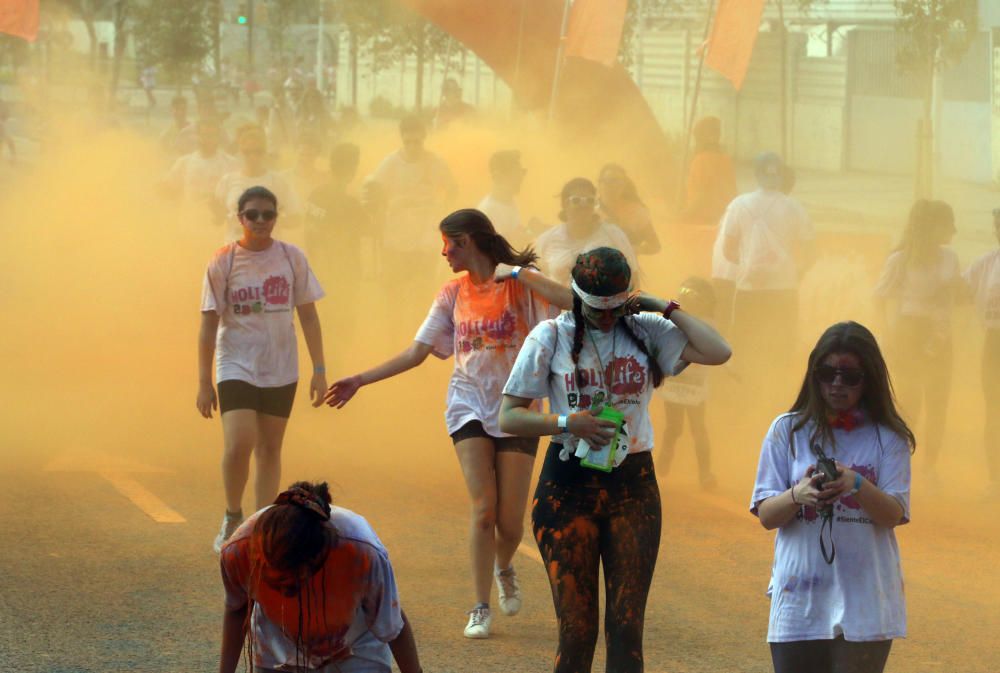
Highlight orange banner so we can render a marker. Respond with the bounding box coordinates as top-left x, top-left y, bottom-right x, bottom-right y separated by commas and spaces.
564, 0, 628, 66
704, 0, 766, 91
0, 0, 39, 42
